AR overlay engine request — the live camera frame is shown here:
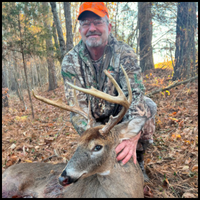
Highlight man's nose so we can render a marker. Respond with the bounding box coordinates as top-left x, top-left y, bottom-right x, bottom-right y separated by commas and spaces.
88, 22, 97, 32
